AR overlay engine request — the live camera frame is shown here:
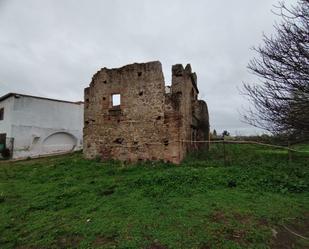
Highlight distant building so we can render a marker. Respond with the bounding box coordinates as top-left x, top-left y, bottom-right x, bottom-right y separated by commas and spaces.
0, 93, 84, 159
84, 61, 209, 164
